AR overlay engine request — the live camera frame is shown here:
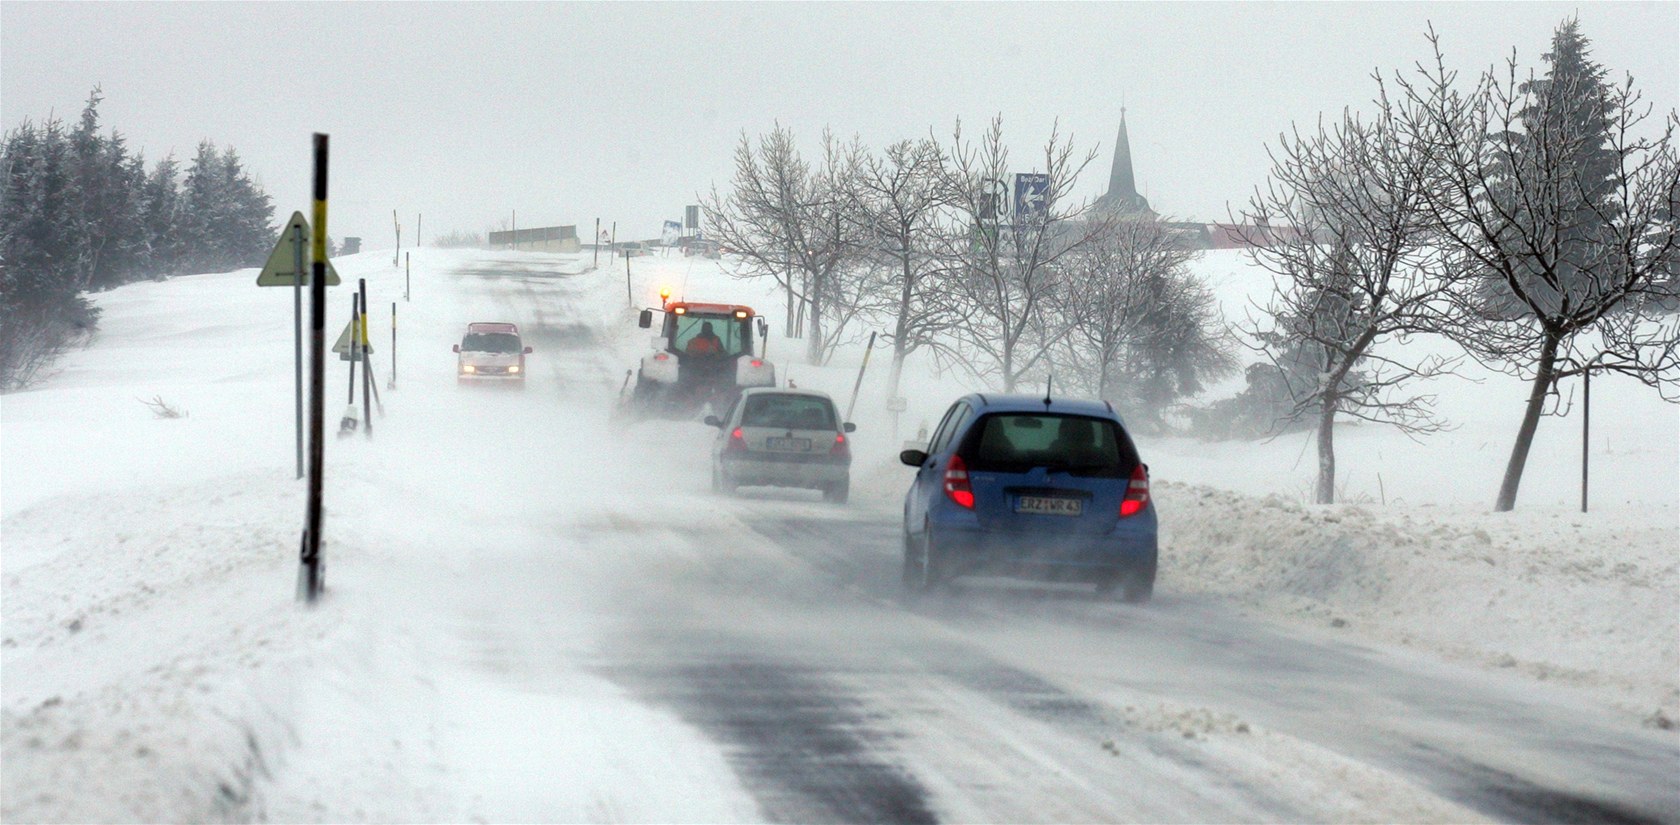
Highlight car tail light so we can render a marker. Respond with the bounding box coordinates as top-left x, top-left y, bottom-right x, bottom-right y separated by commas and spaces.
944, 454, 974, 509
750, 359, 763, 367
726, 427, 748, 453
830, 432, 850, 459
1120, 464, 1150, 517
653, 353, 670, 361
